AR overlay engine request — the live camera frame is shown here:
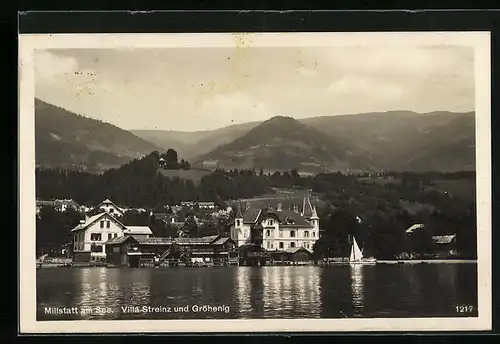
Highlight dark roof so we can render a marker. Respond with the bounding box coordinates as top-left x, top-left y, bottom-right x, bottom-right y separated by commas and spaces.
135, 237, 174, 245
242, 209, 262, 224
262, 209, 312, 228
301, 196, 314, 218
105, 235, 137, 245
283, 247, 312, 254
175, 235, 219, 245
212, 237, 232, 245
